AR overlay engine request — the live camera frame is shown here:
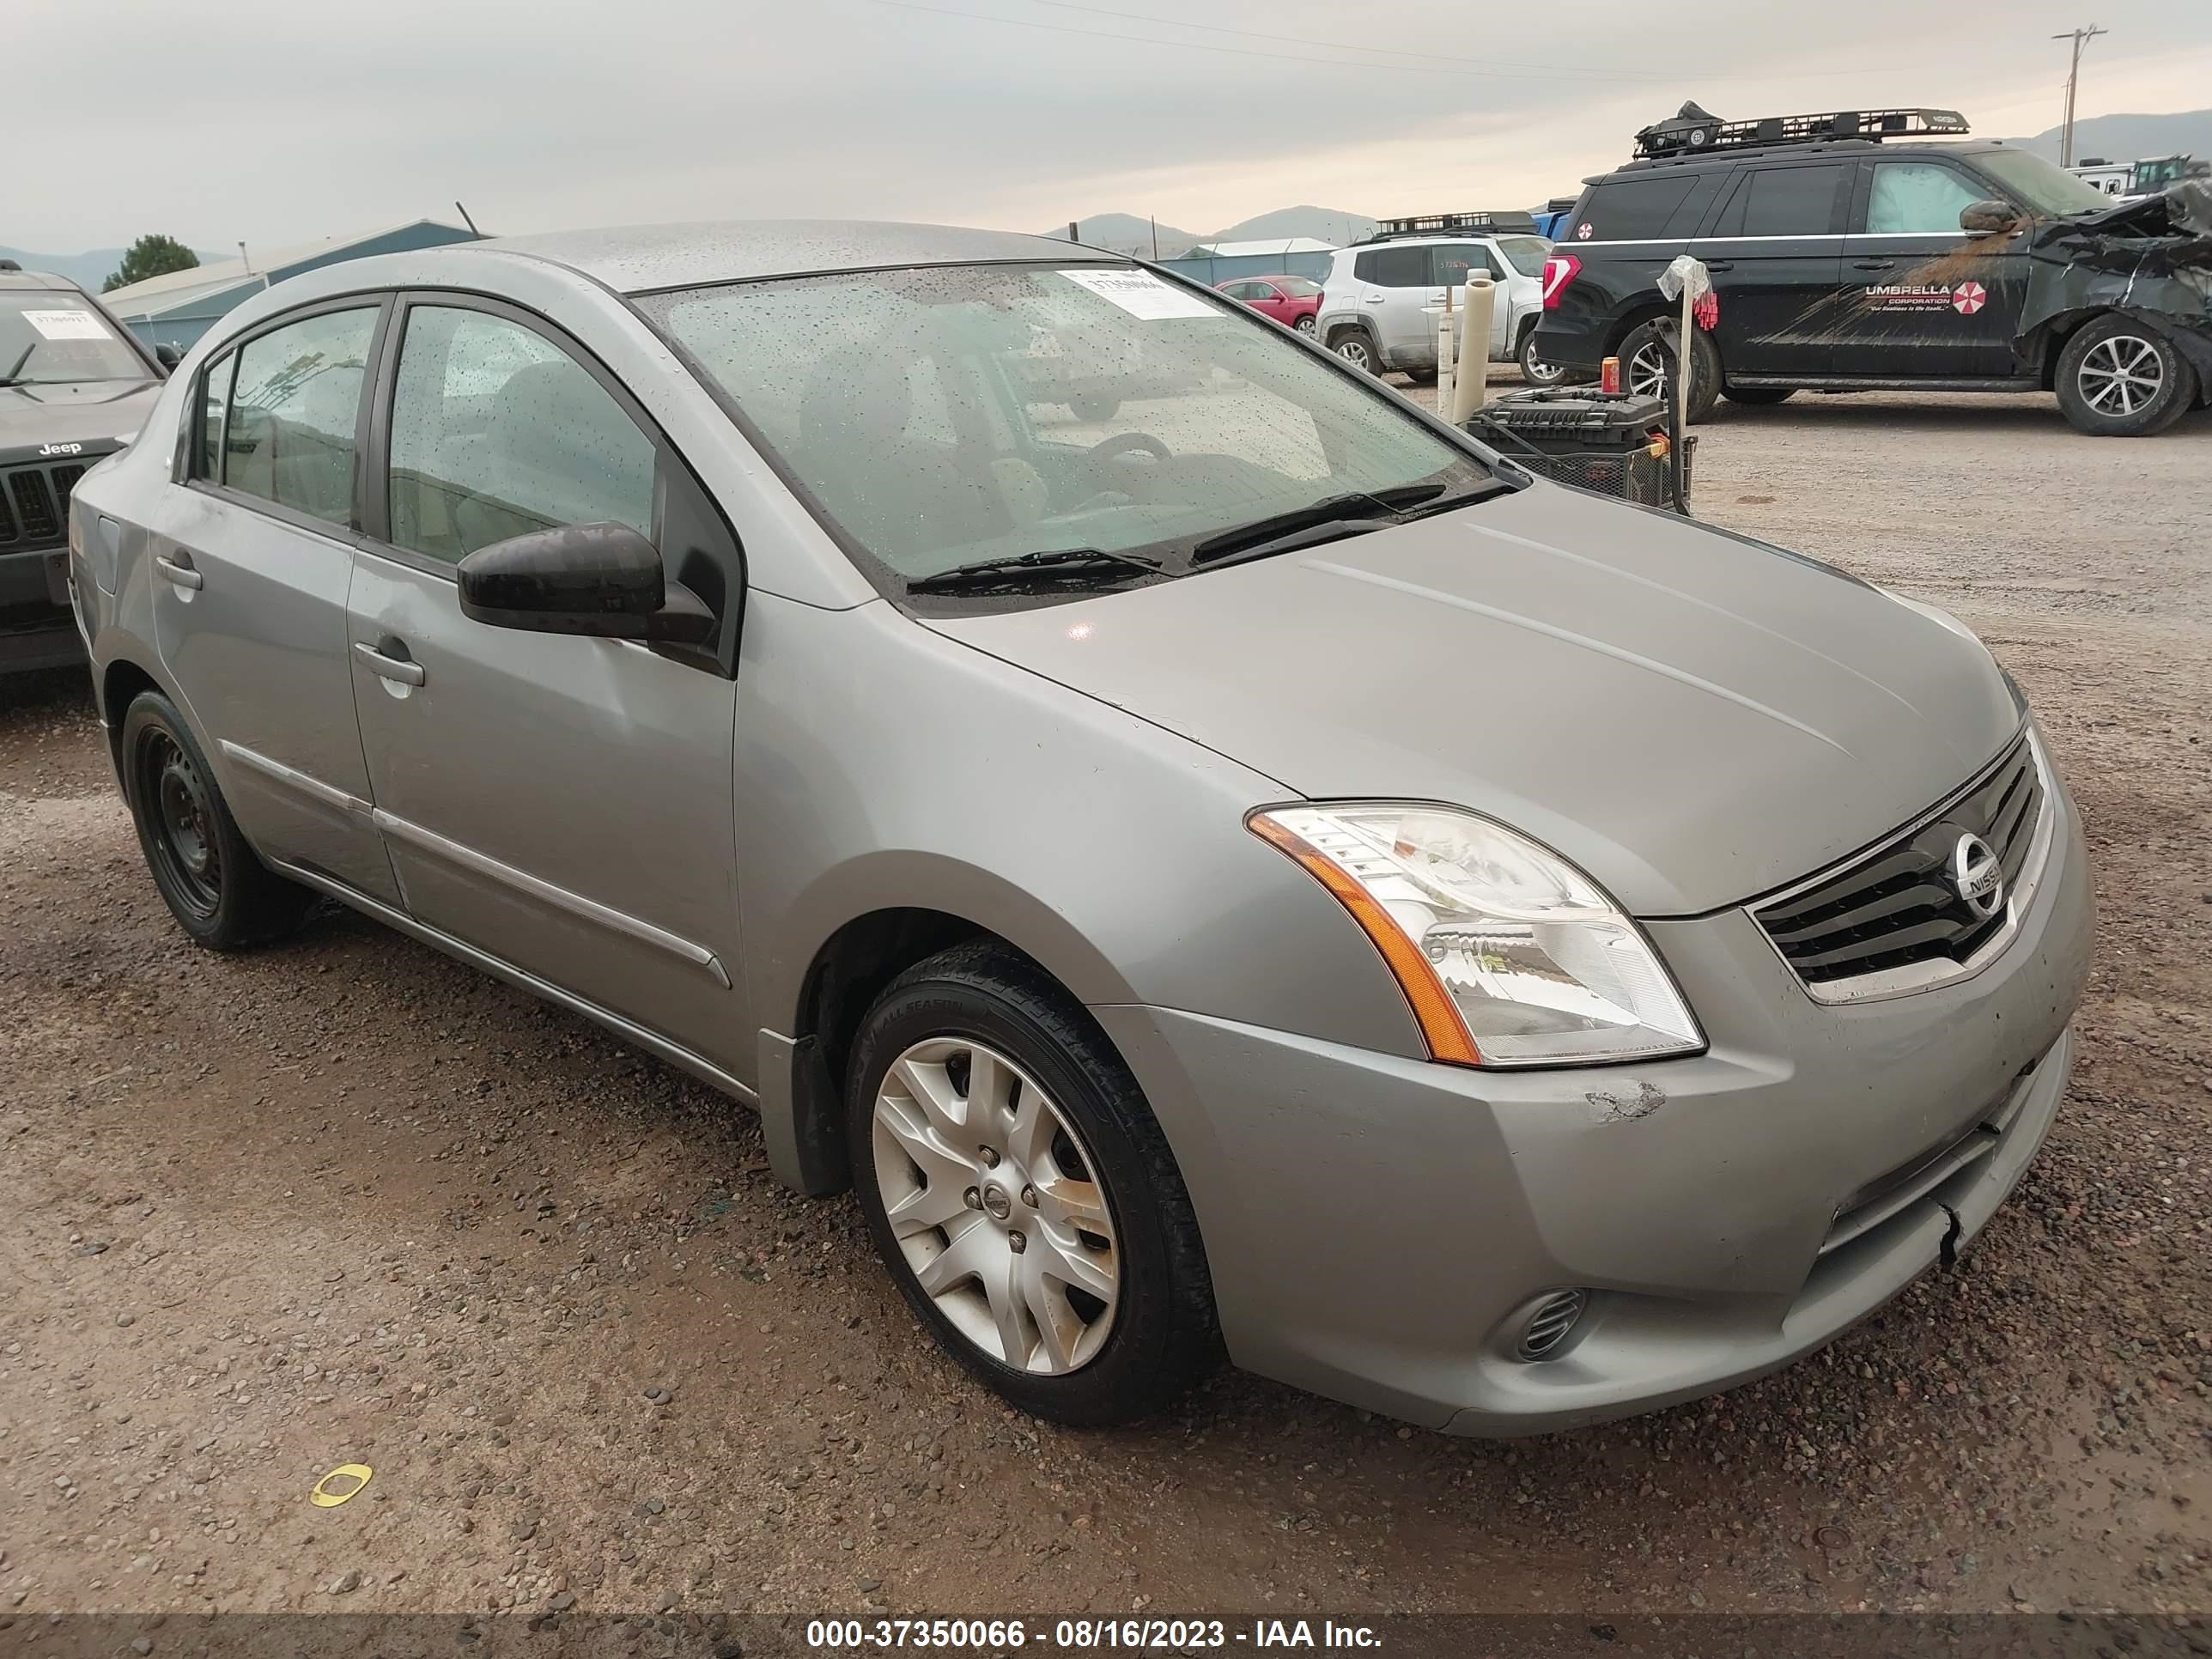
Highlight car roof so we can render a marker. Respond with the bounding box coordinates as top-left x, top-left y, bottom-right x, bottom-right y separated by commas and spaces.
0, 270, 88, 292
1595, 138, 2006, 180
1221, 273, 1309, 284
482, 219, 1115, 295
